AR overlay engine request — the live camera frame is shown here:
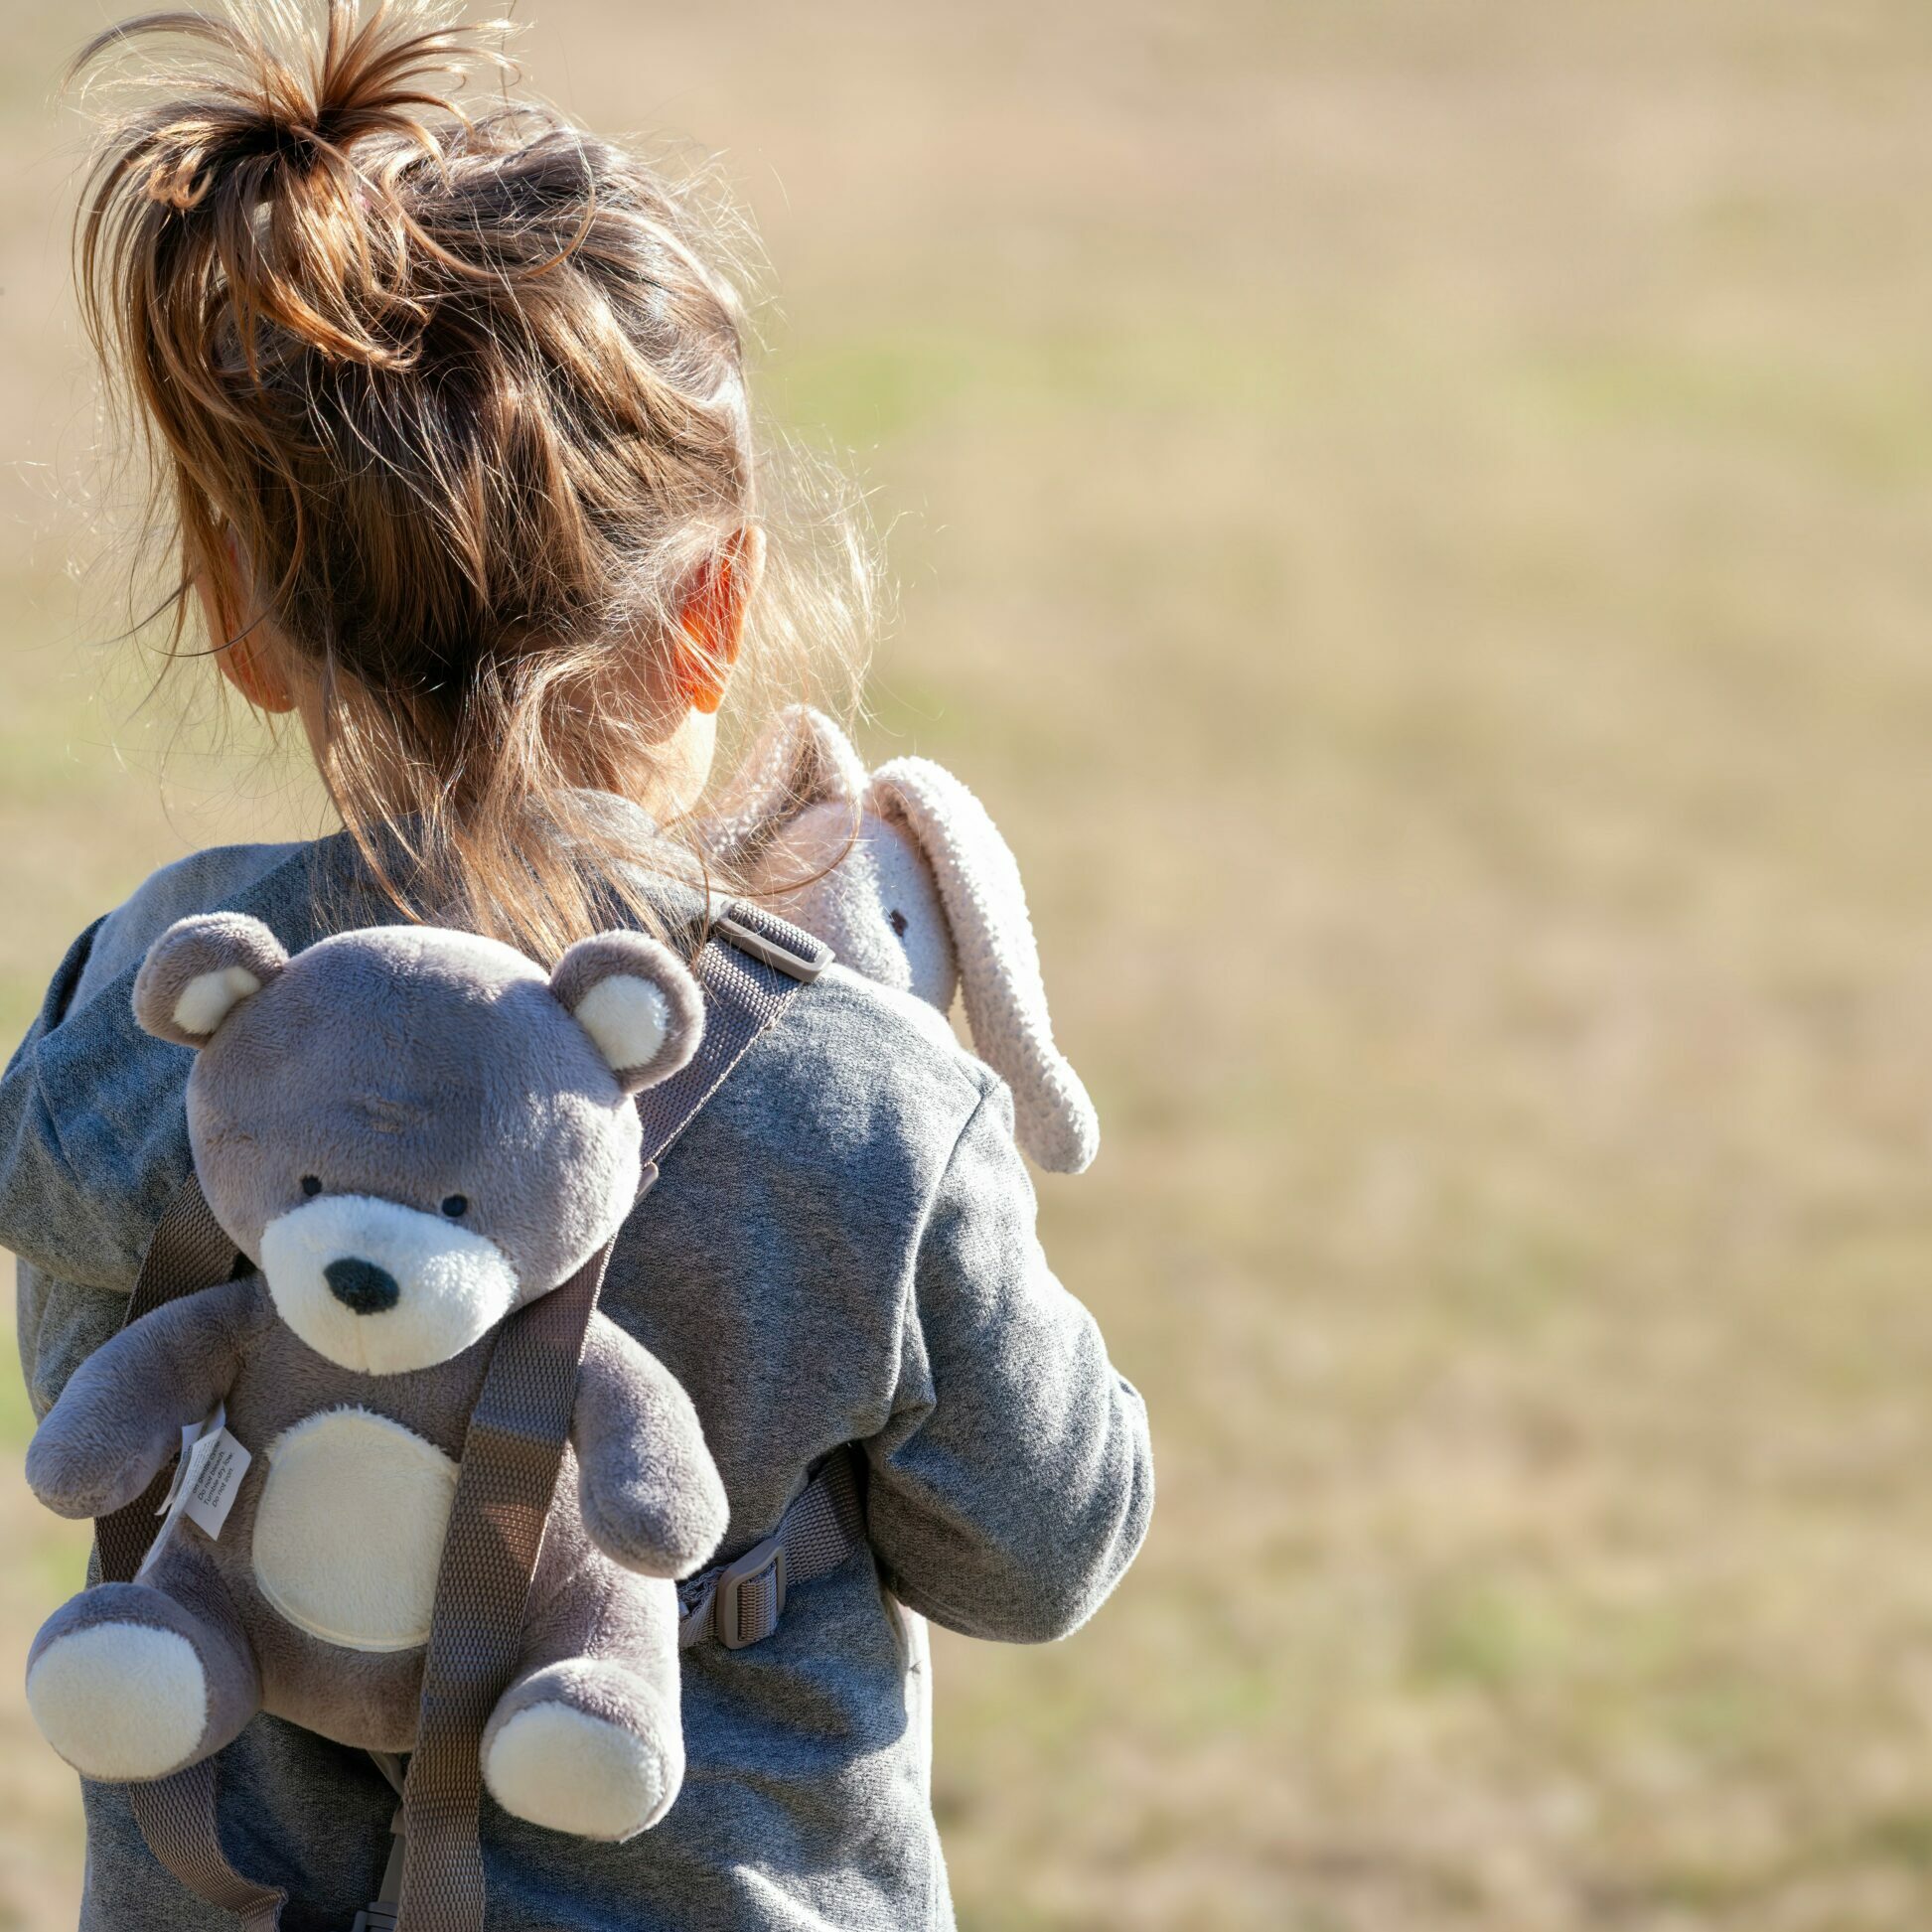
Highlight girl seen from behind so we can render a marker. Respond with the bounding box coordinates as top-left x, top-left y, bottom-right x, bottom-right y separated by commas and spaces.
0, 3, 1152, 1926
